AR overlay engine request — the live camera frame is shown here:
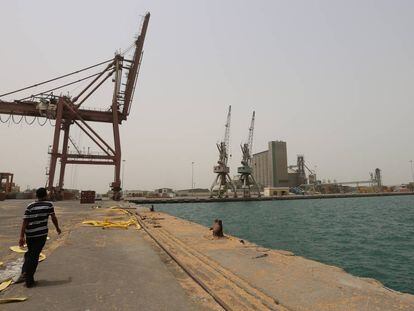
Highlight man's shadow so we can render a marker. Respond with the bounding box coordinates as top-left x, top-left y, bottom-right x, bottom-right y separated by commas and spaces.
36, 277, 72, 287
